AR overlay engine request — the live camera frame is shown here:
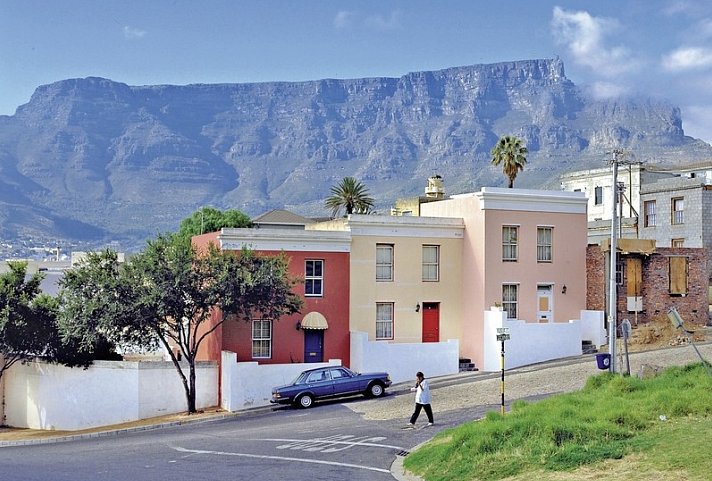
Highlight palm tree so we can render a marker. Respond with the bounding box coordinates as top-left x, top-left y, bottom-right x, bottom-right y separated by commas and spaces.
490, 136, 528, 188
325, 177, 374, 217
